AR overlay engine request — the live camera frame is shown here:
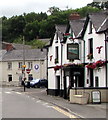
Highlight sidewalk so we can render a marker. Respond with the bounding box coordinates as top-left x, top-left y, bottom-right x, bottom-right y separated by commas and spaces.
13, 87, 108, 119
